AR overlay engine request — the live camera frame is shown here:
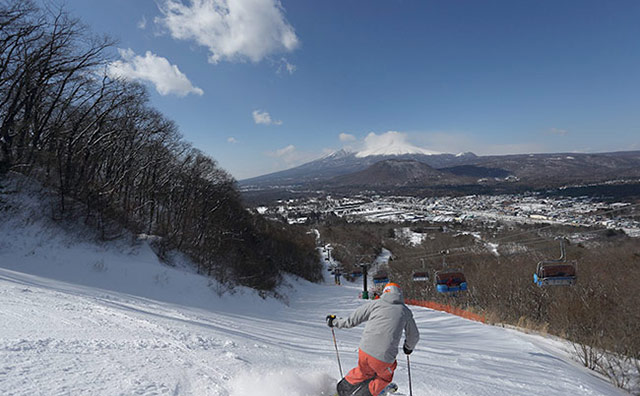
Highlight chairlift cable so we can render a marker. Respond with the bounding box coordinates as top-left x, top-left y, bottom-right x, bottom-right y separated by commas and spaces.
338, 202, 640, 275
394, 201, 640, 262
432, 227, 613, 259
396, 226, 620, 262
489, 202, 640, 243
